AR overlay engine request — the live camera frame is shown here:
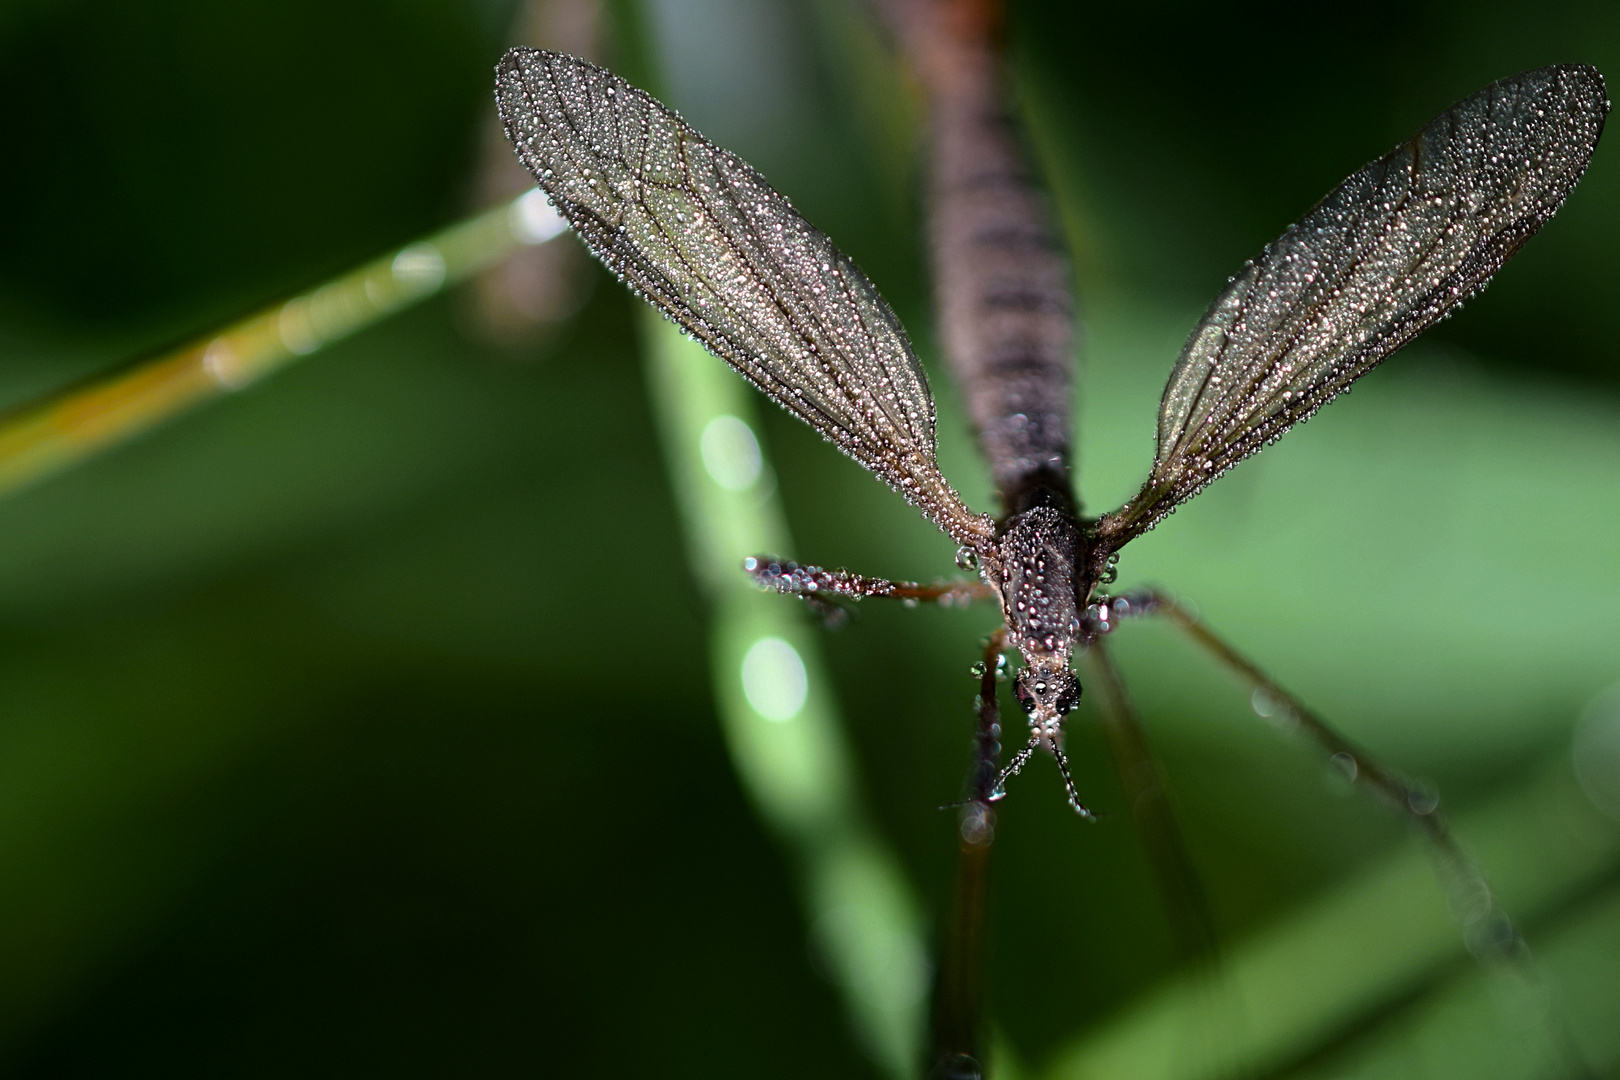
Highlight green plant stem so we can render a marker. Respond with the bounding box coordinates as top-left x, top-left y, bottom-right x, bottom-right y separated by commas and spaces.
0, 197, 537, 501
641, 312, 927, 1077
1045, 757, 1620, 1080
